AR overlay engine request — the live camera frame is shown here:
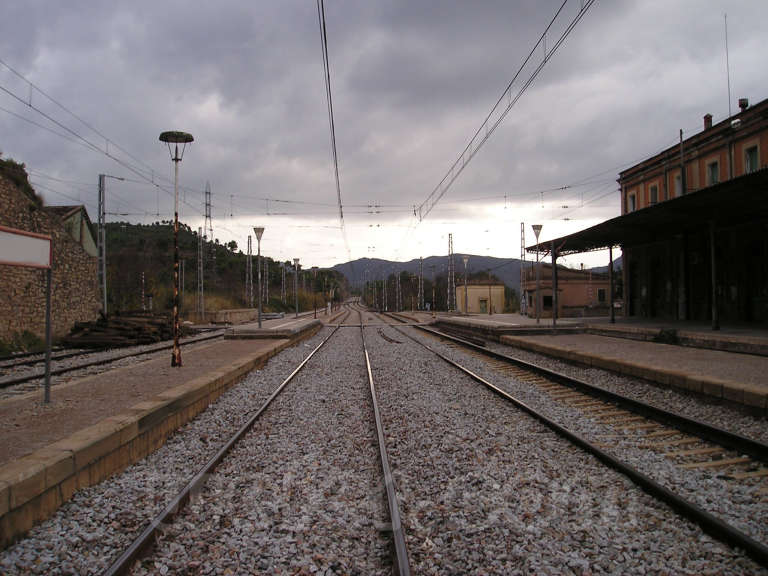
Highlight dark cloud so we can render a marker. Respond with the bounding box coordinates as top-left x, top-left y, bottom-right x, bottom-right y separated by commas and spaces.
1, 0, 767, 266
